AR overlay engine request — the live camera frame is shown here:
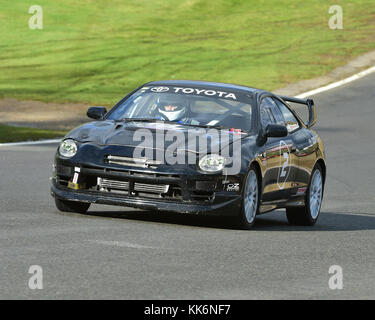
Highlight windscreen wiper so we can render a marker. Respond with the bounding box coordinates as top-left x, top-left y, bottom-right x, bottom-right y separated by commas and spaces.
121, 118, 215, 127
120, 118, 247, 133
121, 118, 160, 123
